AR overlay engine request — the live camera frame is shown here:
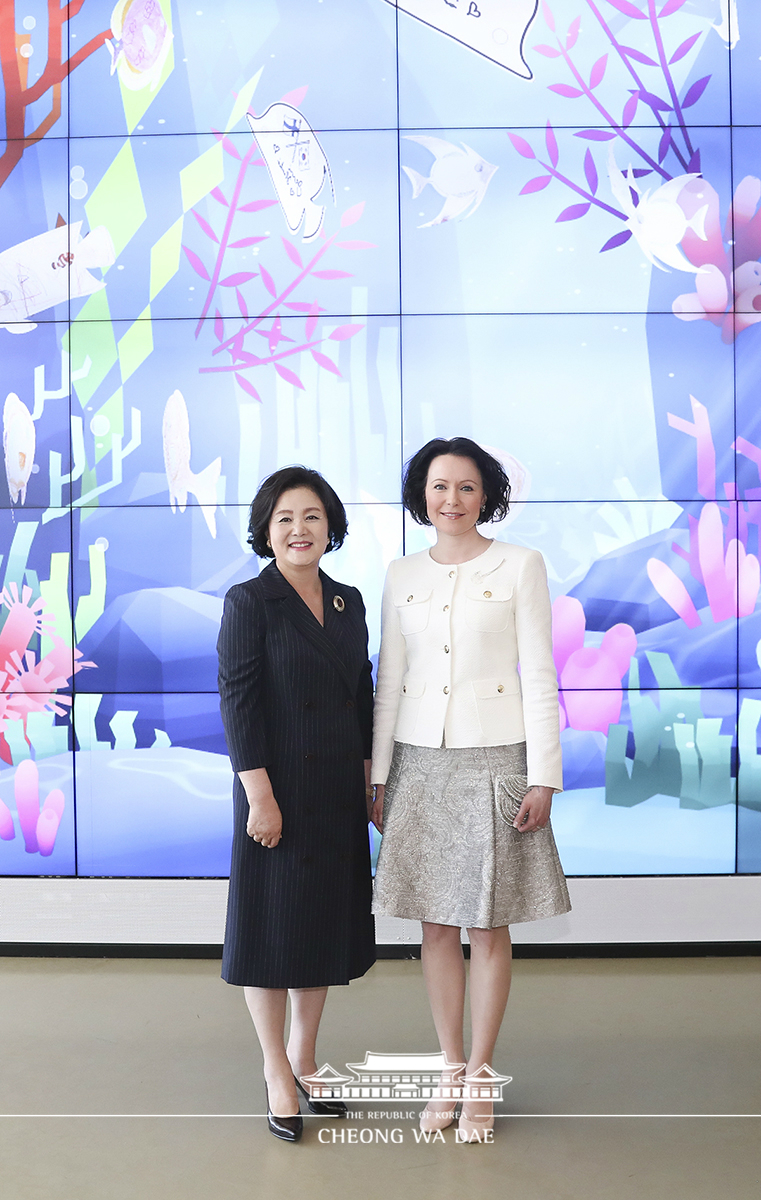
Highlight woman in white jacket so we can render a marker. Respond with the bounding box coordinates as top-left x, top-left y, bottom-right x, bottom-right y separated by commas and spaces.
370, 437, 570, 1140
